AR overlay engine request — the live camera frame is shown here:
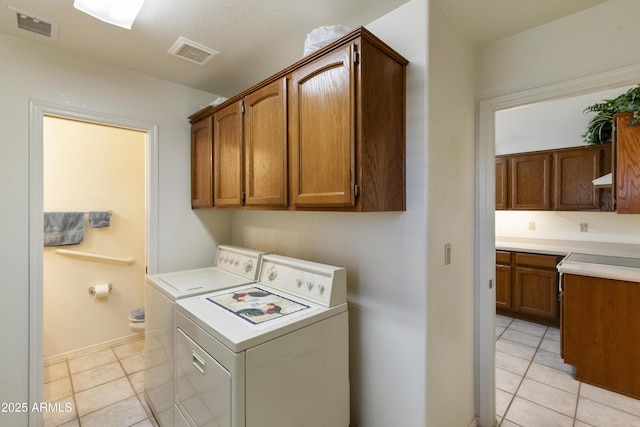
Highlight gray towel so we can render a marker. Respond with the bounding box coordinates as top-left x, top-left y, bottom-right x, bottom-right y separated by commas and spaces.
43, 212, 84, 246
88, 211, 111, 228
